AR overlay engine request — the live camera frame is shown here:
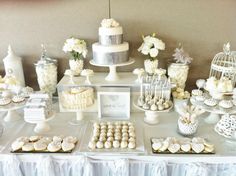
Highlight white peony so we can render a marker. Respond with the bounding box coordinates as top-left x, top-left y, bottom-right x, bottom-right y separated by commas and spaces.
63, 37, 87, 59
138, 33, 165, 59
141, 45, 150, 55
149, 48, 159, 57
155, 39, 165, 50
